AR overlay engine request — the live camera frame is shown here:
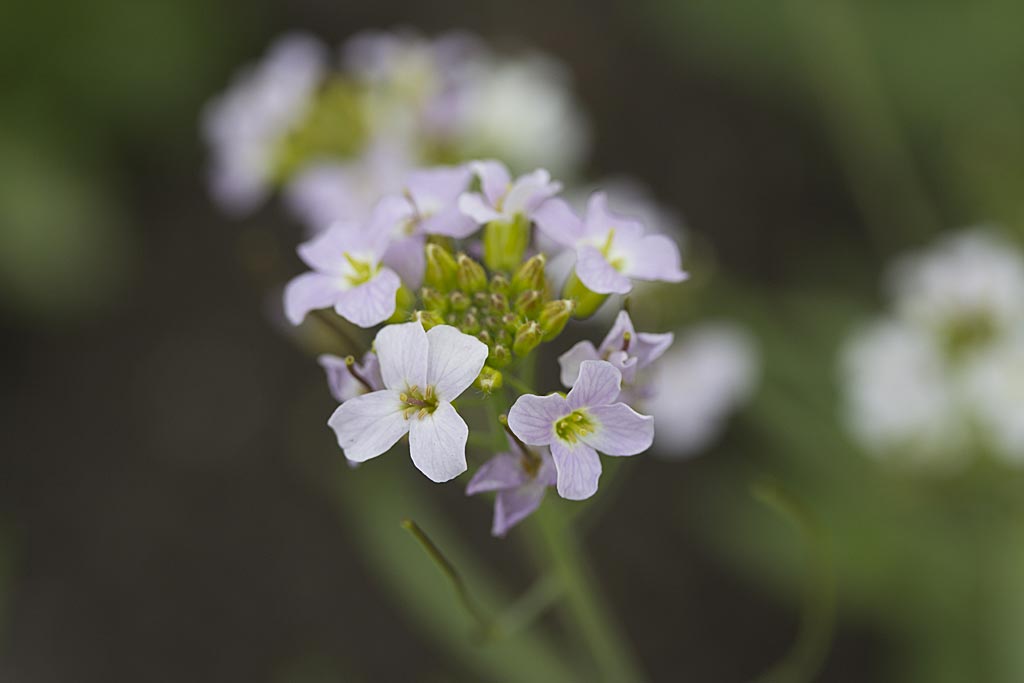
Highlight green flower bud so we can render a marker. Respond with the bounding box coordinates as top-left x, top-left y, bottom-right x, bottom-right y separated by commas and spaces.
420, 287, 447, 314
489, 273, 511, 297
425, 243, 459, 292
495, 329, 511, 347
412, 310, 444, 330
483, 214, 531, 273
475, 366, 503, 393
473, 291, 490, 307
449, 291, 470, 312
514, 289, 543, 318
489, 292, 509, 314
461, 313, 481, 335
482, 316, 500, 333
539, 300, 575, 340
489, 344, 512, 368
562, 270, 609, 319
502, 312, 522, 335
477, 329, 493, 346
456, 253, 488, 293
387, 285, 416, 323
511, 254, 547, 295
513, 320, 543, 357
